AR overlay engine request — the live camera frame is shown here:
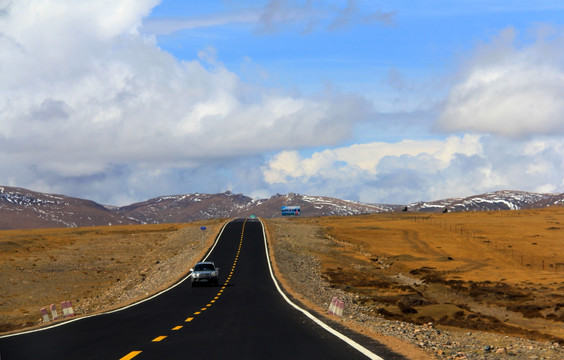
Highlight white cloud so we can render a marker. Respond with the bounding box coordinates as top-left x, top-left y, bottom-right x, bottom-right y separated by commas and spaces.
264, 135, 482, 182
142, 0, 395, 36
0, 0, 374, 204
262, 135, 564, 204
437, 27, 564, 138
2, 2, 563, 208
142, 10, 259, 35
